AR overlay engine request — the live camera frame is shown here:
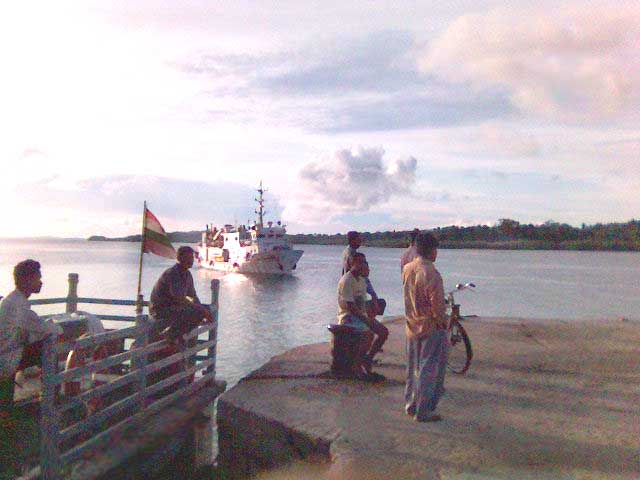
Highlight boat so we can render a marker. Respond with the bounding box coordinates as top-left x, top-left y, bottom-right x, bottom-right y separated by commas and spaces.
195, 182, 304, 274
